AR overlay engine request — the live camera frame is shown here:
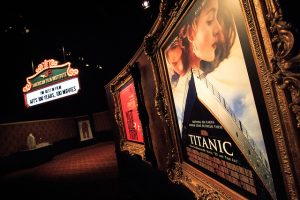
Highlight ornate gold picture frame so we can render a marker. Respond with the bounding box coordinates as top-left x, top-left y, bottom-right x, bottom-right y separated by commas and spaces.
109, 59, 157, 166
144, 0, 299, 199
110, 68, 146, 160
